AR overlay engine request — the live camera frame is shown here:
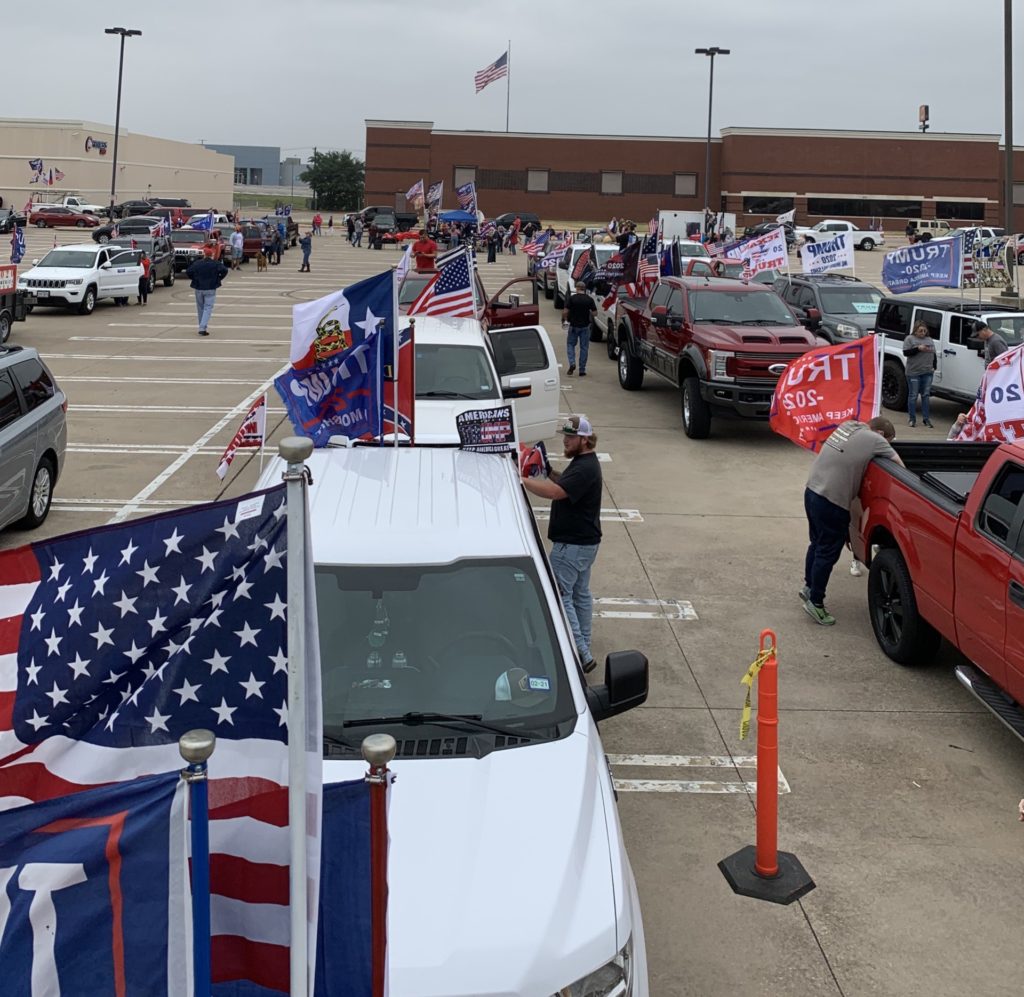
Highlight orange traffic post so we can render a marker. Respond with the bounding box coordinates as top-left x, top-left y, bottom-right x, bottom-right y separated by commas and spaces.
718, 630, 815, 906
